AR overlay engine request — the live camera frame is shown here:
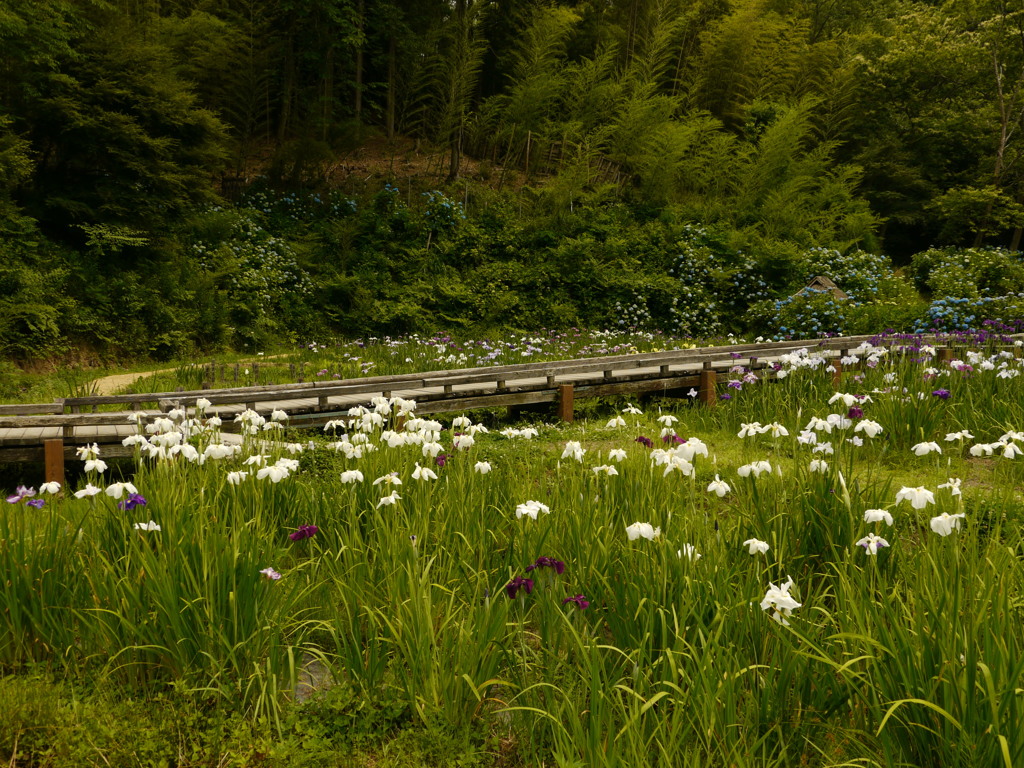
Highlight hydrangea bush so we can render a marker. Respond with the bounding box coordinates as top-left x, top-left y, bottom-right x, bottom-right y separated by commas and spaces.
797, 246, 895, 302
911, 246, 1024, 299
190, 209, 316, 346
